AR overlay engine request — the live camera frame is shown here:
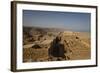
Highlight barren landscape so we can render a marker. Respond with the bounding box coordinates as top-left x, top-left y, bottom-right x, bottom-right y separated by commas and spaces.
23, 26, 91, 62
